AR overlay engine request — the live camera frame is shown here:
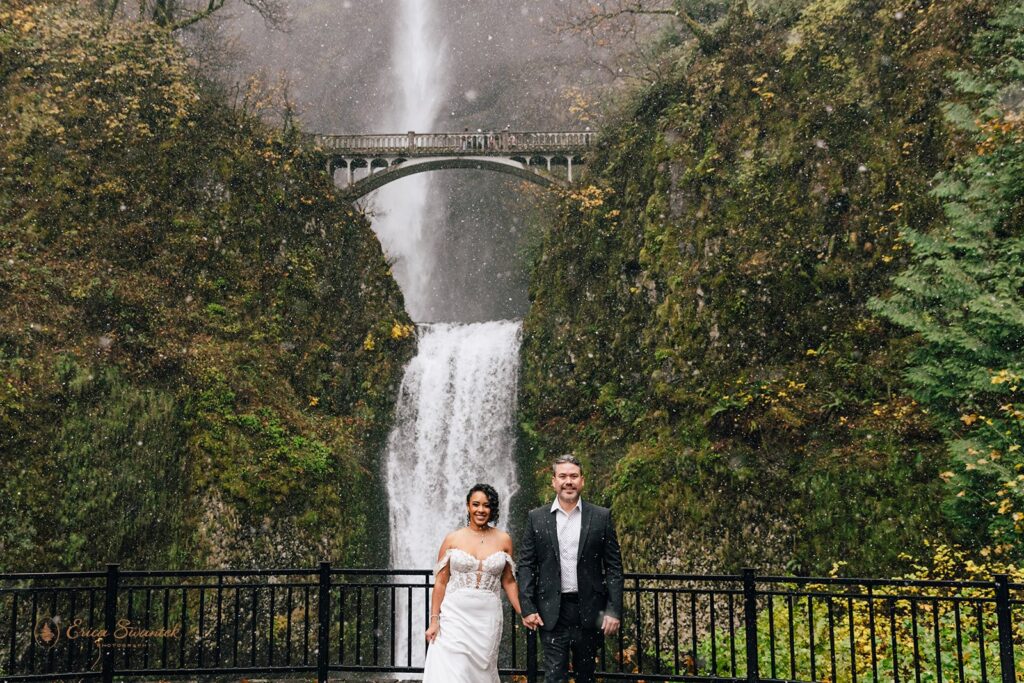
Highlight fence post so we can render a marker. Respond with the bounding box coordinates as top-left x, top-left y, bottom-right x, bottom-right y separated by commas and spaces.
526, 627, 538, 683
994, 573, 1016, 683
102, 563, 119, 683
318, 561, 331, 683
742, 568, 760, 683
